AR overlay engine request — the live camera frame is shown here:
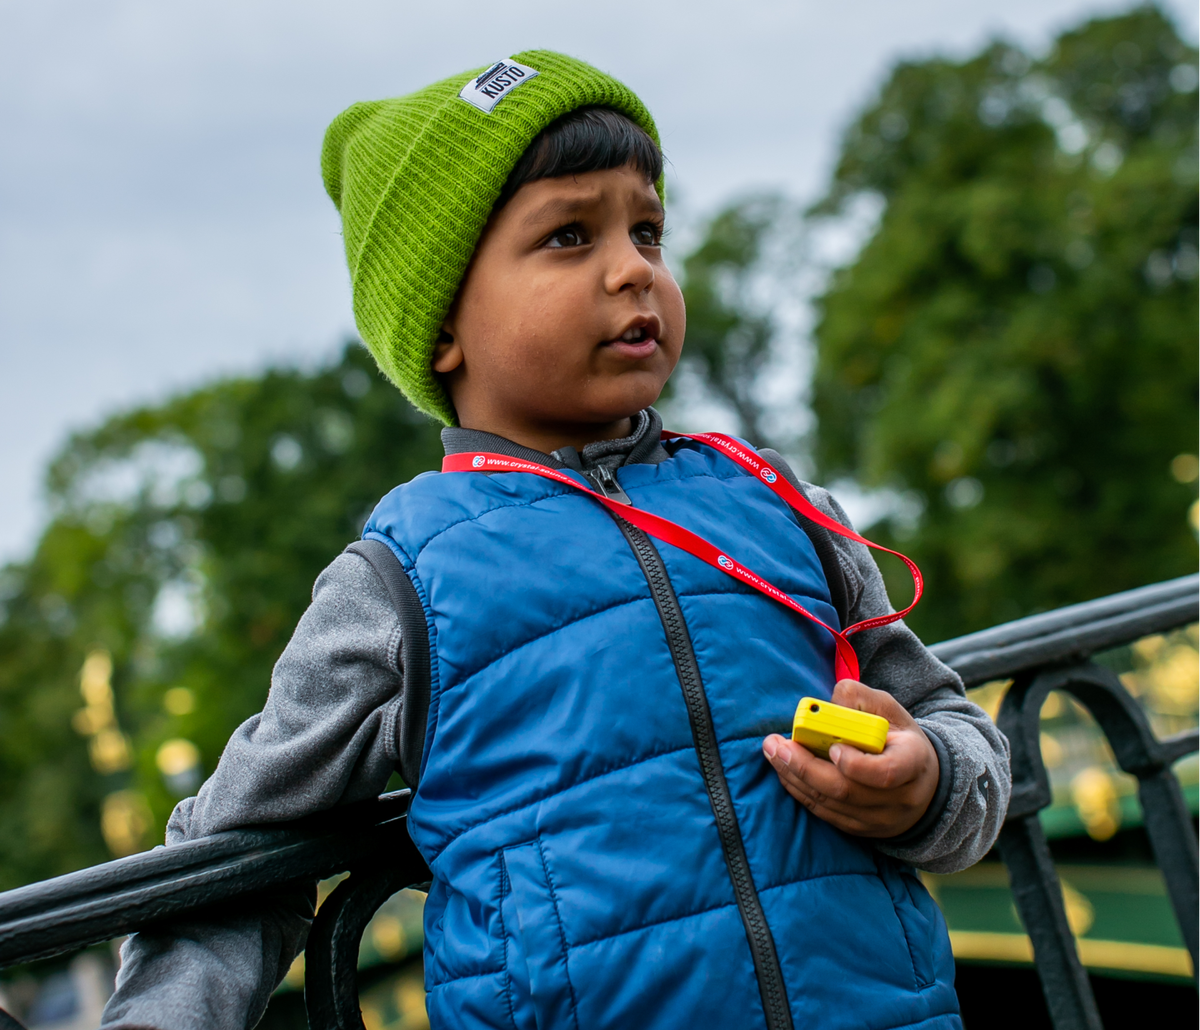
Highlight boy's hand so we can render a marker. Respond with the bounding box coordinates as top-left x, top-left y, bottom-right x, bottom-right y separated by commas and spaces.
762, 680, 939, 838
